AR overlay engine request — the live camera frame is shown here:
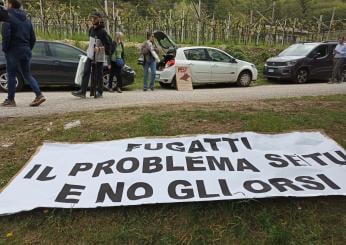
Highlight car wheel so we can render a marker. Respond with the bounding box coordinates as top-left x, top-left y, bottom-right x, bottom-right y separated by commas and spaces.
342, 67, 346, 83
0, 71, 24, 92
296, 69, 309, 84
237, 71, 252, 87
103, 71, 117, 91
